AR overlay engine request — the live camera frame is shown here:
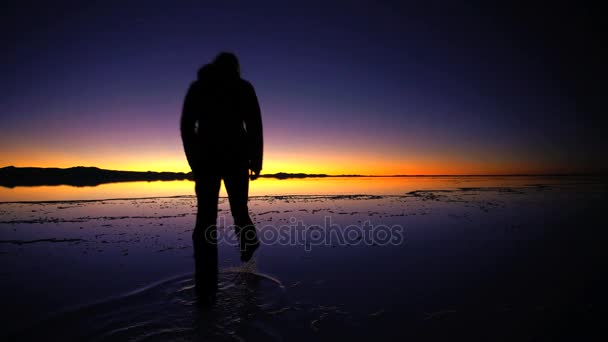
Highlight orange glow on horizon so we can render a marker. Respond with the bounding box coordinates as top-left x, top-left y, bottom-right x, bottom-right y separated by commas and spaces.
0, 137, 582, 176
0, 150, 577, 176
